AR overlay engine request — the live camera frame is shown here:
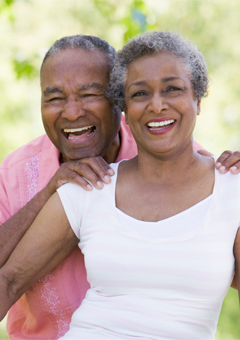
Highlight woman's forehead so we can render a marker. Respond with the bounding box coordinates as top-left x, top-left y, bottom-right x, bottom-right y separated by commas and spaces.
125, 52, 190, 83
